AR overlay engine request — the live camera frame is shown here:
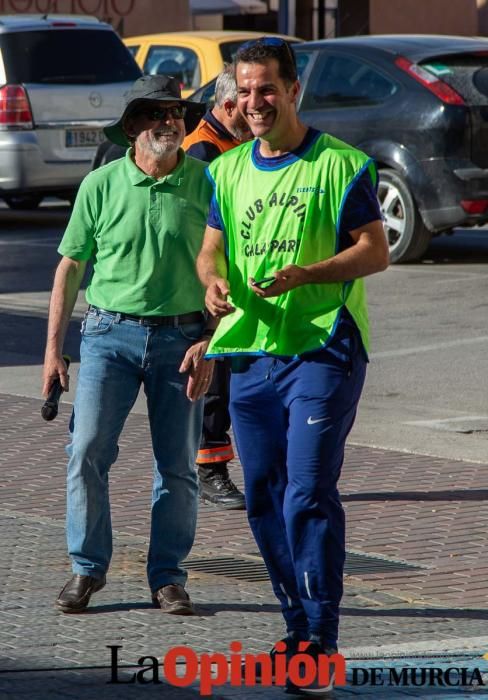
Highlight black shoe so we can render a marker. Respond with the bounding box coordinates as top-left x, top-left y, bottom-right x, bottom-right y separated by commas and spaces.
55, 574, 106, 613
242, 634, 303, 683
198, 464, 246, 510
285, 642, 338, 695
